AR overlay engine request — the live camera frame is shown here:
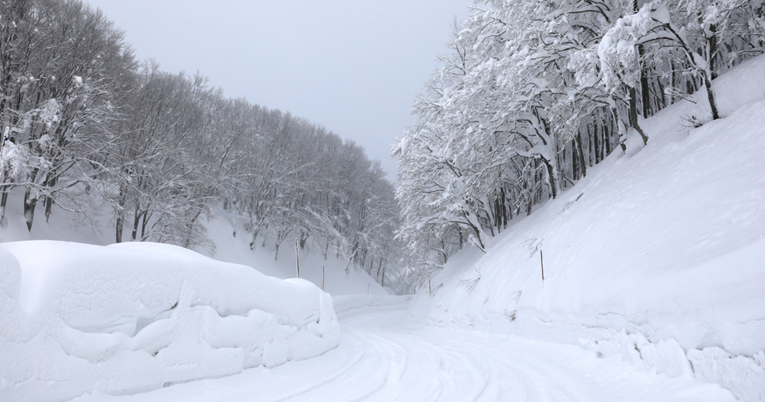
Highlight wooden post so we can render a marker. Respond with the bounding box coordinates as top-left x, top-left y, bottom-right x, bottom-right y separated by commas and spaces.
295, 238, 300, 278
540, 250, 545, 282
322, 265, 325, 291
381, 267, 385, 288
